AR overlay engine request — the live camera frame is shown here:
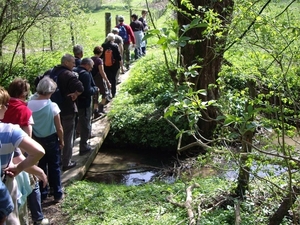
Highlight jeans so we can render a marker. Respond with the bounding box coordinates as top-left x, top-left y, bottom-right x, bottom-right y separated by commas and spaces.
78, 107, 92, 152
27, 182, 43, 222
0, 179, 14, 221
61, 113, 76, 167
35, 133, 63, 201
